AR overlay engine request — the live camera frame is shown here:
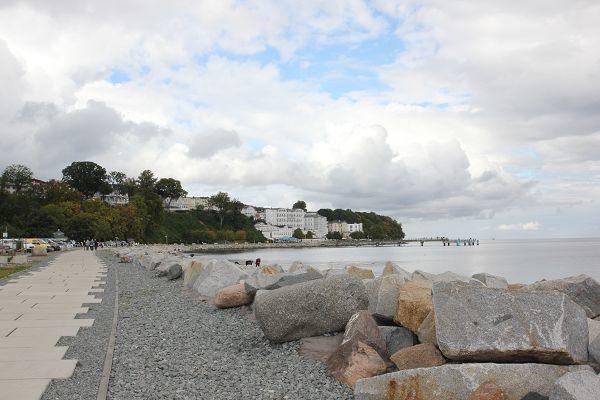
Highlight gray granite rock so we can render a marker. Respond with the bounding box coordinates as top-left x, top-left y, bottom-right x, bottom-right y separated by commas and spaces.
378, 326, 416, 355
472, 272, 509, 289
192, 259, 249, 298
254, 275, 369, 343
550, 370, 600, 400
167, 263, 183, 280
354, 363, 593, 400
382, 262, 411, 281
412, 269, 469, 283
244, 270, 322, 295
588, 318, 600, 364
369, 275, 406, 319
417, 310, 437, 345
433, 281, 589, 364
527, 275, 600, 319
